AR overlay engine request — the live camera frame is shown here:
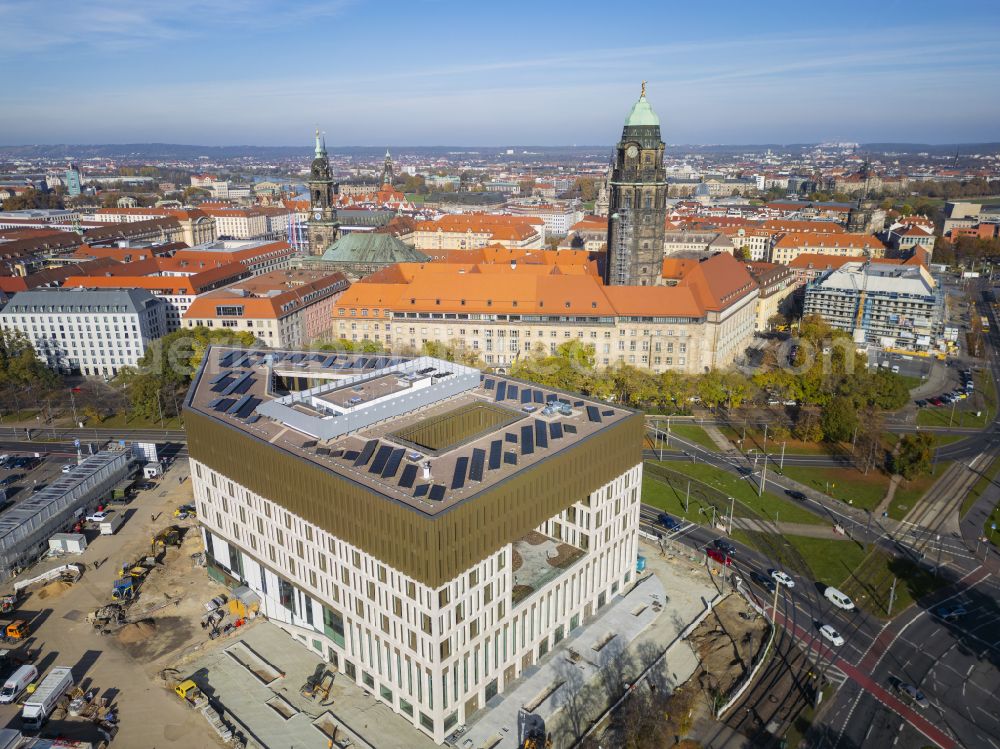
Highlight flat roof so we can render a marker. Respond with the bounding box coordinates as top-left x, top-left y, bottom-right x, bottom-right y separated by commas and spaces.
187, 346, 630, 517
